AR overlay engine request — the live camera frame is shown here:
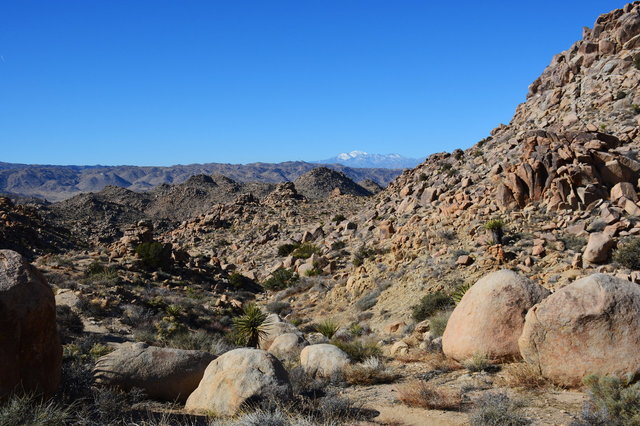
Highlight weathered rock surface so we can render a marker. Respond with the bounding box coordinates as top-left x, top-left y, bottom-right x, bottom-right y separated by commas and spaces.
94, 342, 215, 402
267, 333, 308, 364
583, 232, 615, 263
259, 314, 303, 350
300, 344, 351, 378
442, 270, 550, 362
0, 250, 62, 398
519, 273, 640, 386
185, 348, 291, 415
